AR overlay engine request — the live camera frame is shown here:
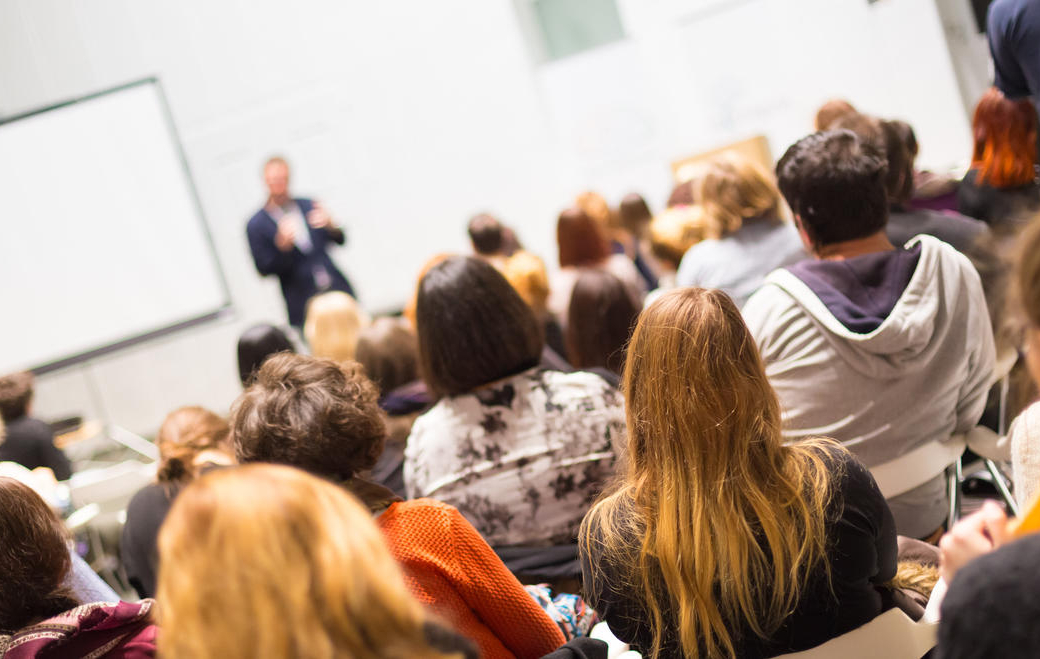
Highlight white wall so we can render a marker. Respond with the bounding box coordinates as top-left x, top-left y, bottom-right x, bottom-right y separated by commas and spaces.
0, 0, 986, 436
